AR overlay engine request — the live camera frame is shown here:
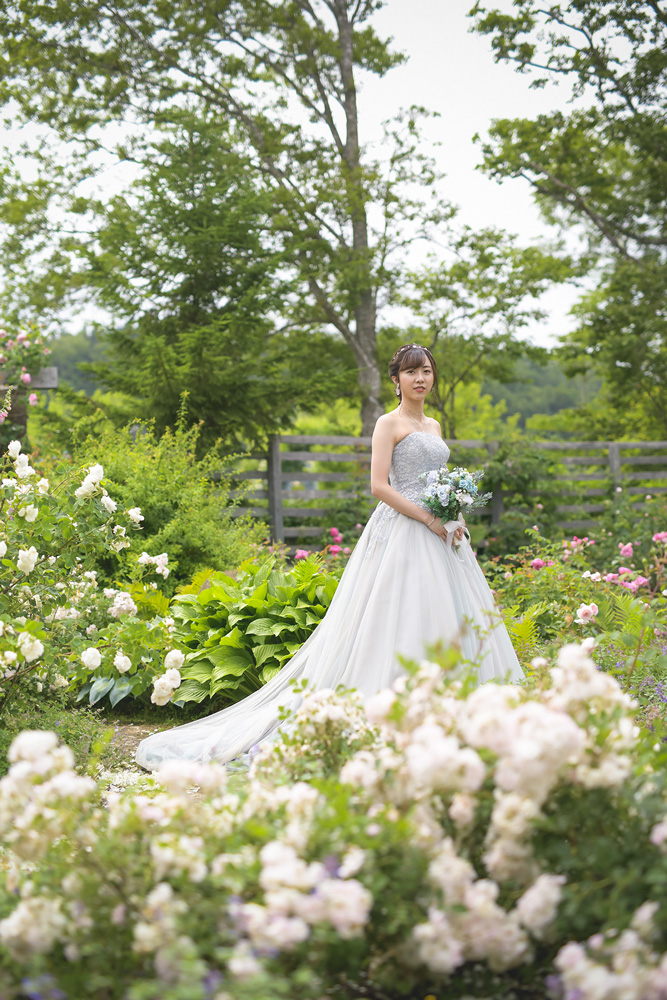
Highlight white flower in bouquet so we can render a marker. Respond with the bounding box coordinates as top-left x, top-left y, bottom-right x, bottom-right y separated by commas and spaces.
17, 632, 44, 662
80, 647, 102, 670
16, 546, 39, 574
113, 651, 132, 674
